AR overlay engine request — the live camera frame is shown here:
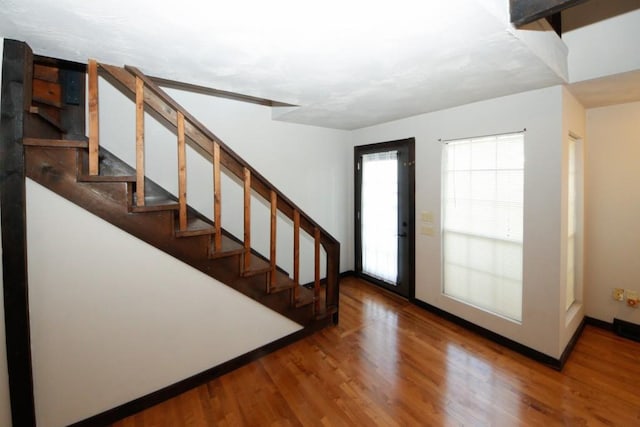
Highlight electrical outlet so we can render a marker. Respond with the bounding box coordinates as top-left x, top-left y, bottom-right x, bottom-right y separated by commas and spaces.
626, 290, 638, 308
612, 288, 625, 301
